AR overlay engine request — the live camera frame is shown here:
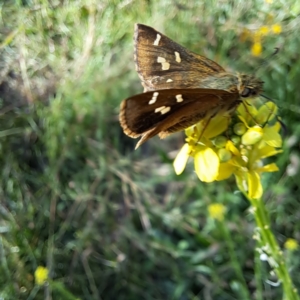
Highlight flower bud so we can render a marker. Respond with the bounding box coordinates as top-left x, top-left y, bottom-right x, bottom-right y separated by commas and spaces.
233, 122, 247, 135
231, 135, 241, 145
214, 136, 227, 148
218, 148, 232, 162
